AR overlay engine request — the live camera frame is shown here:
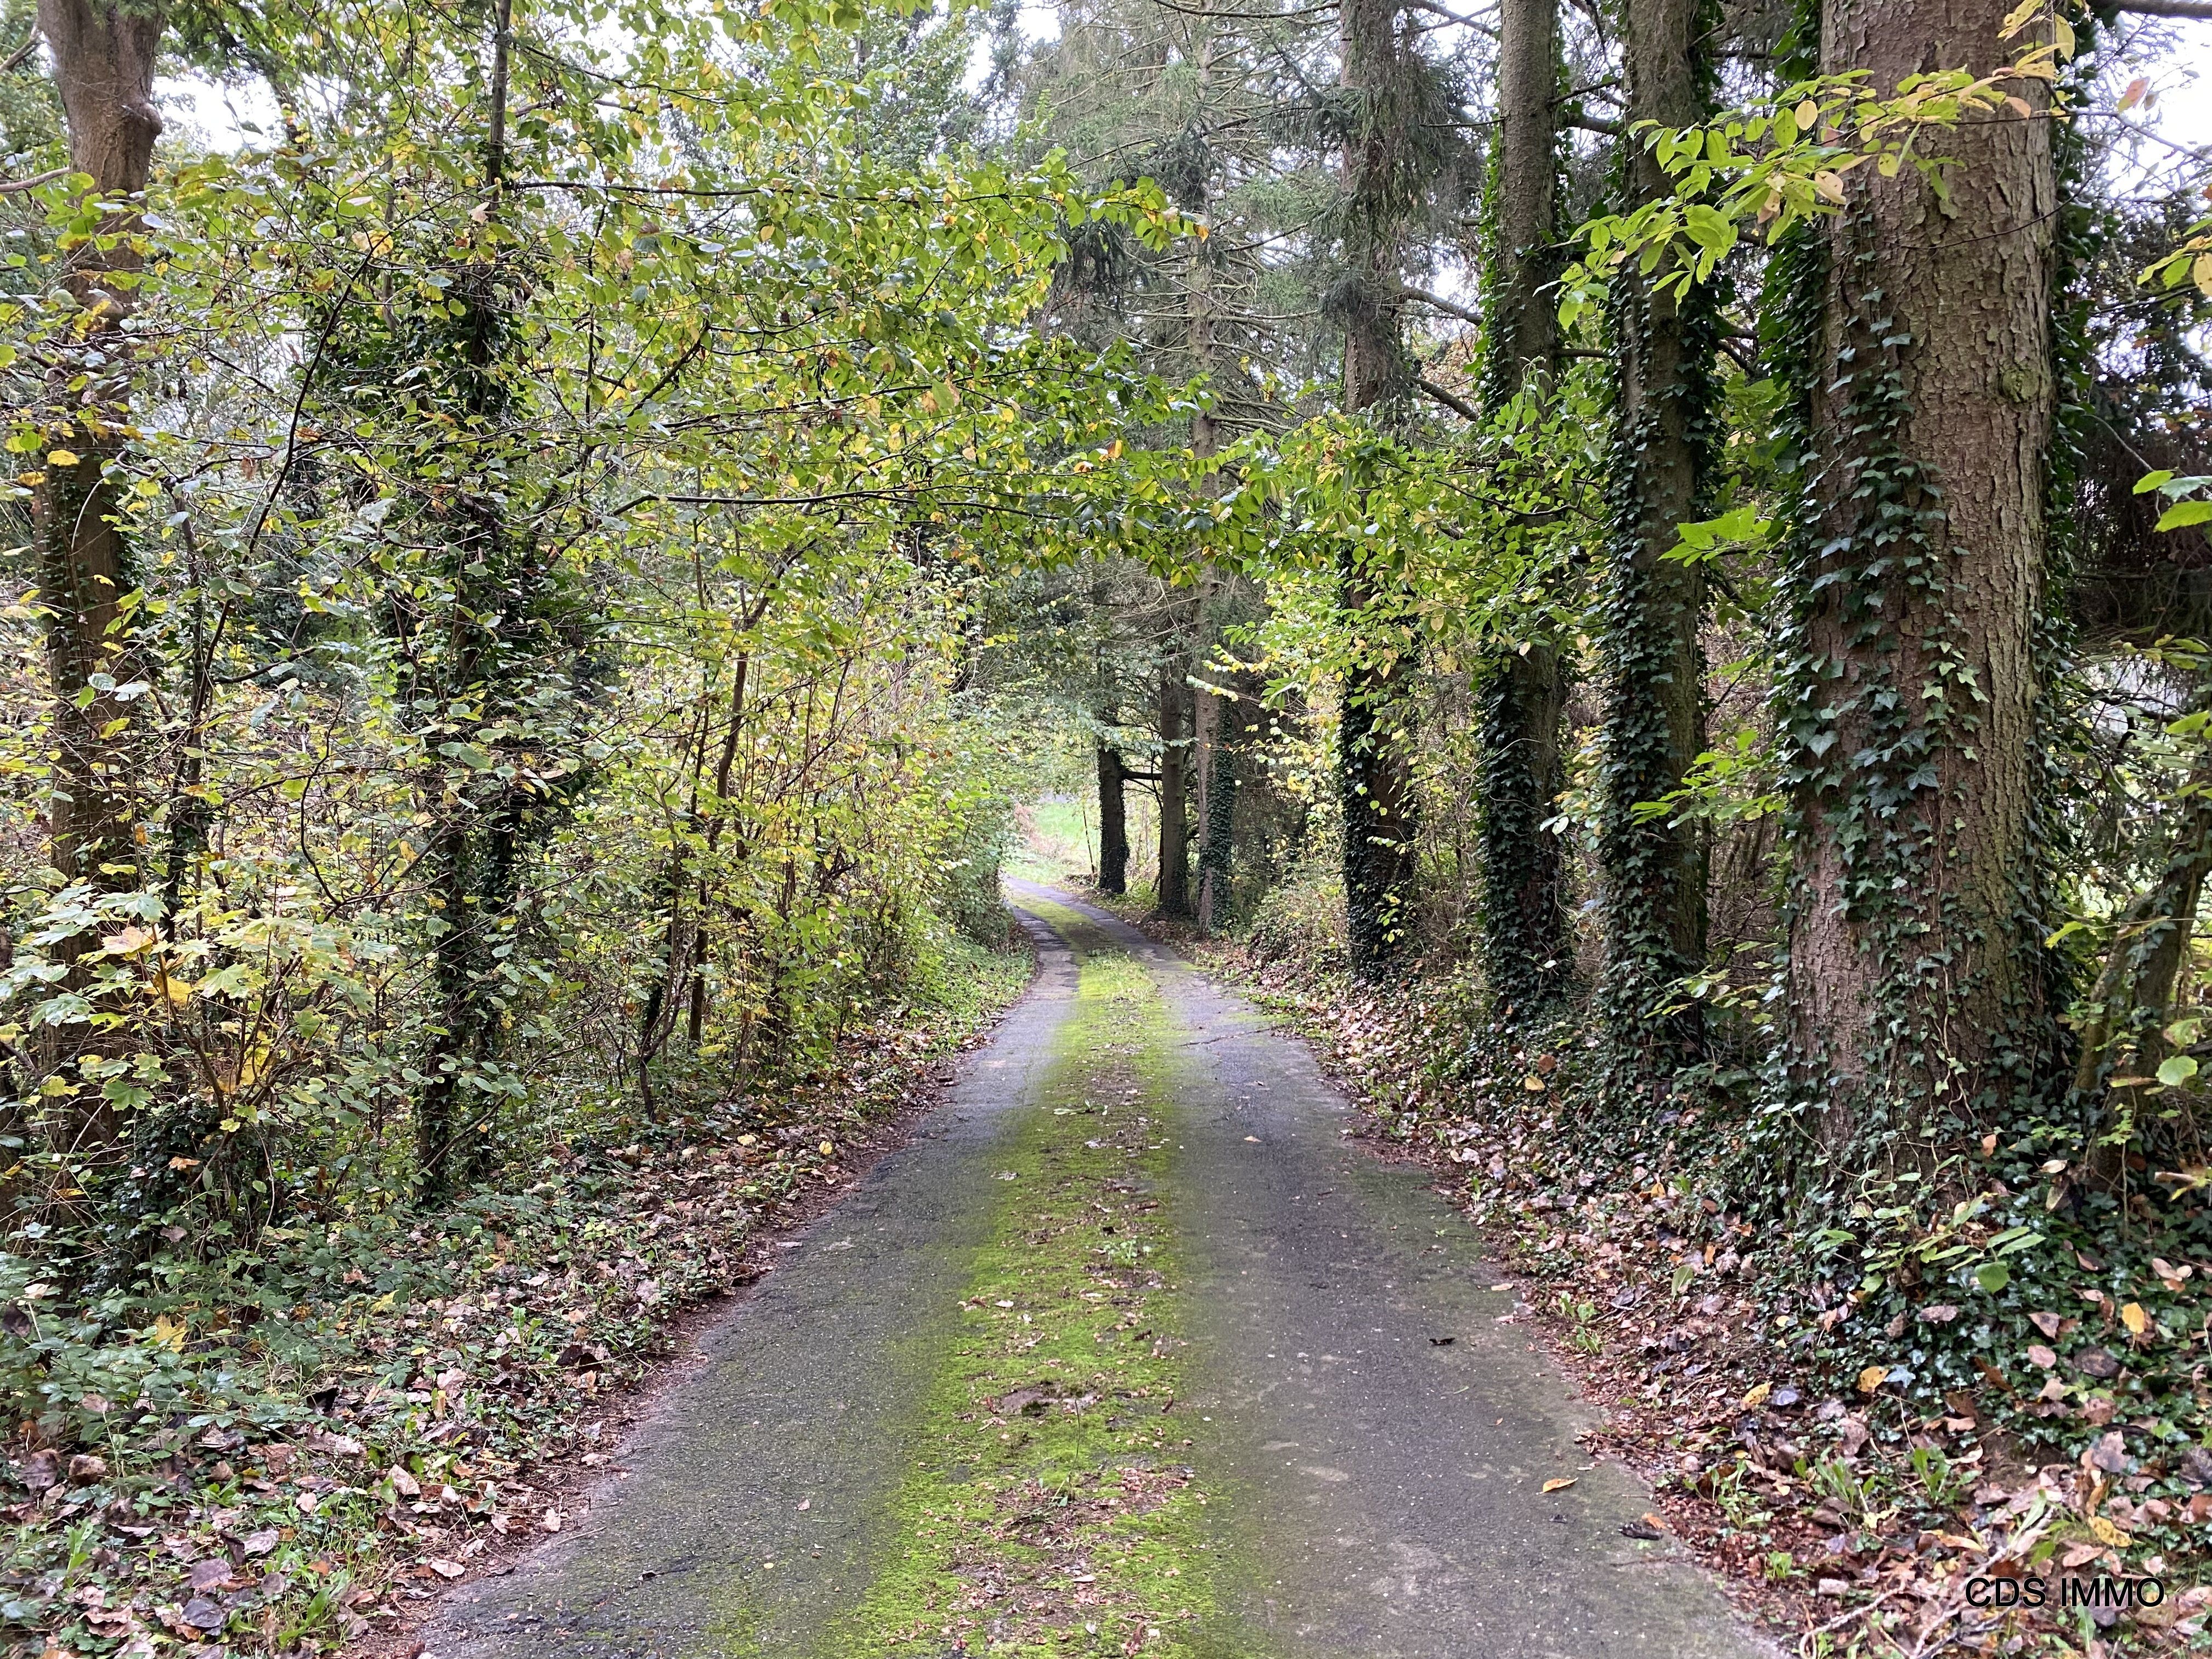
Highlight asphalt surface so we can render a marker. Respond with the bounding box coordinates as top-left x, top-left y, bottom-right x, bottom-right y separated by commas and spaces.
423, 885, 1774, 1659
